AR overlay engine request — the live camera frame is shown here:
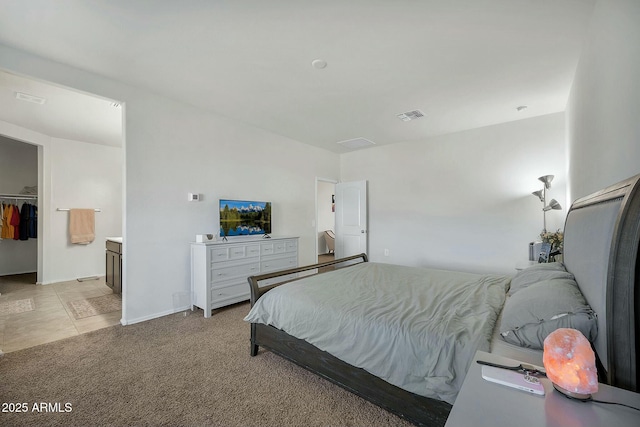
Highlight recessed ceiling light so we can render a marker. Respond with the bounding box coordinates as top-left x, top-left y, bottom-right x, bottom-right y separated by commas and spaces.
311, 59, 327, 69
15, 92, 46, 105
397, 110, 425, 121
